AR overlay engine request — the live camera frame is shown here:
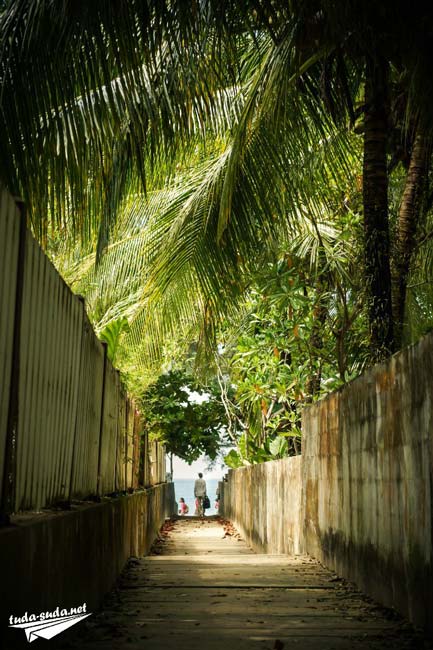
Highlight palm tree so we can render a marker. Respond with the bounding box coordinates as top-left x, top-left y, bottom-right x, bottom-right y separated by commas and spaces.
1, 1, 433, 363
391, 128, 431, 347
